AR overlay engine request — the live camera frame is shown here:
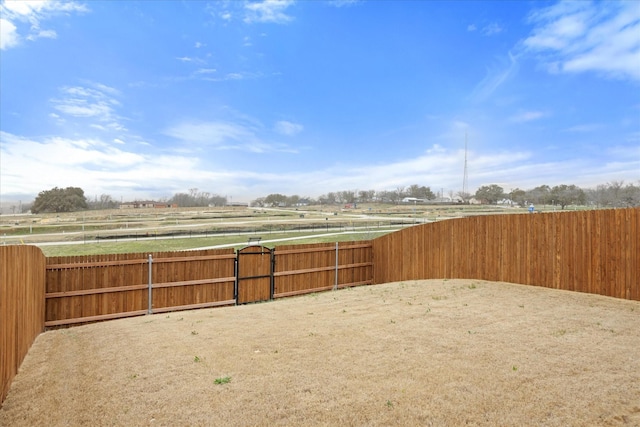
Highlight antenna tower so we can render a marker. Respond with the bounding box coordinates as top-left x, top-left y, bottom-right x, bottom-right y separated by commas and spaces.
462, 131, 469, 197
